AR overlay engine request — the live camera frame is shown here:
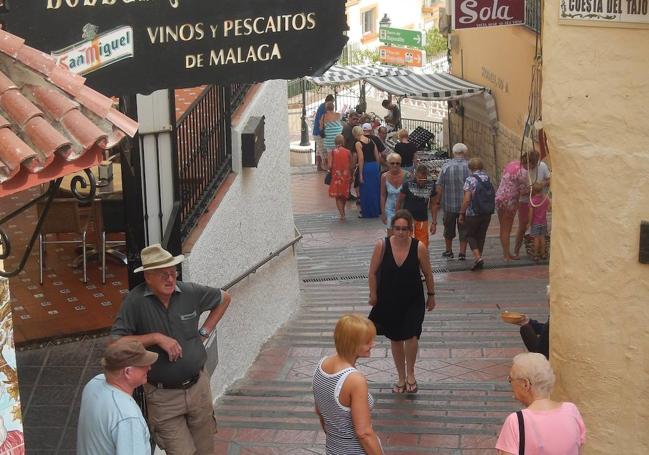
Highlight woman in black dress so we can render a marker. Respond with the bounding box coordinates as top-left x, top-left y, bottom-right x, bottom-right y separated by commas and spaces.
368, 209, 436, 394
